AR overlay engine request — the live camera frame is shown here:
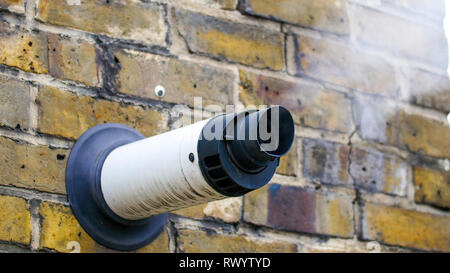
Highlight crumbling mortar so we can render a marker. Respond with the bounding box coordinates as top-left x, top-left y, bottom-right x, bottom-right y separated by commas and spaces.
29, 198, 42, 251
0, 185, 68, 205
